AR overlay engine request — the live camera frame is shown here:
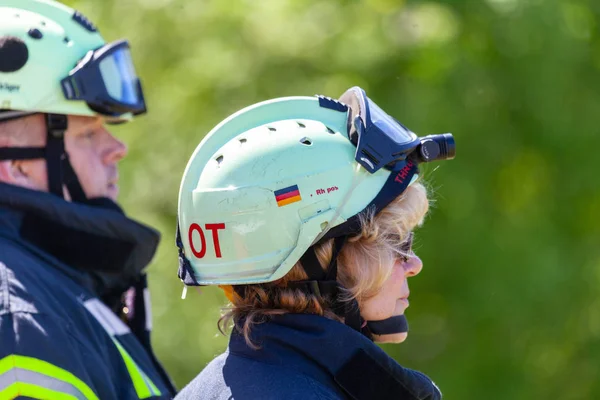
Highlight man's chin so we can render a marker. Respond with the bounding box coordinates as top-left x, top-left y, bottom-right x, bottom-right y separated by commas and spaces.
106, 184, 119, 201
